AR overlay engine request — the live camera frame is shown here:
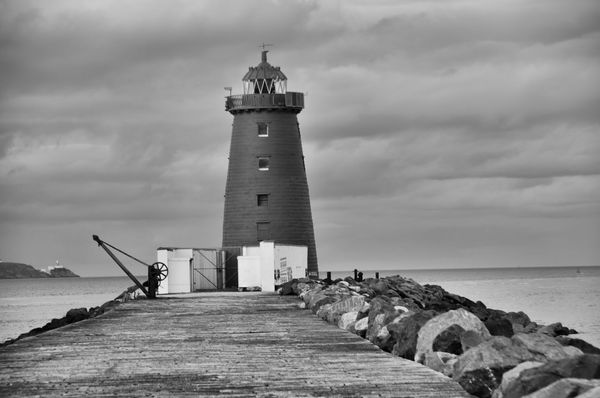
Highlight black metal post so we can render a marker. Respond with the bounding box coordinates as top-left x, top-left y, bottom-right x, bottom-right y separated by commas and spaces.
375, 272, 380, 279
